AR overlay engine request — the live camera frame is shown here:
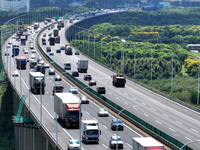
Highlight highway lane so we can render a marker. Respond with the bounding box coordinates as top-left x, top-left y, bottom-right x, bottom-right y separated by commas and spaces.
40, 19, 200, 149
2, 21, 144, 150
